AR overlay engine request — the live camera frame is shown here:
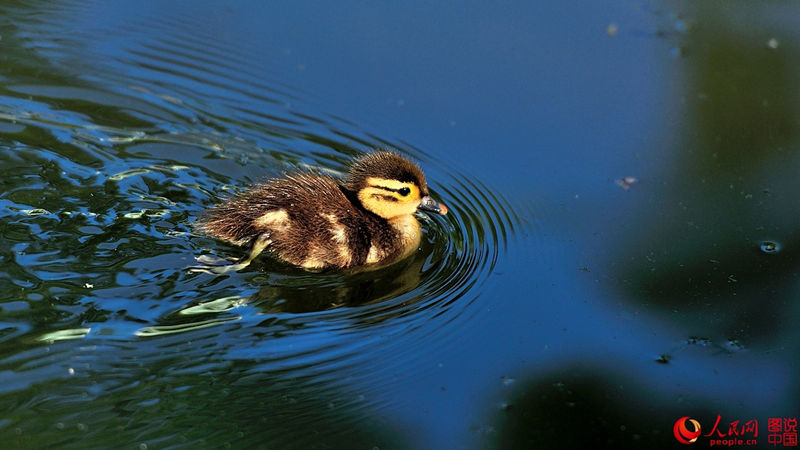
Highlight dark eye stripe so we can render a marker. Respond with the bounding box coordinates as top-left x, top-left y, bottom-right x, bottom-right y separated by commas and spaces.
369, 184, 413, 194
376, 194, 398, 202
